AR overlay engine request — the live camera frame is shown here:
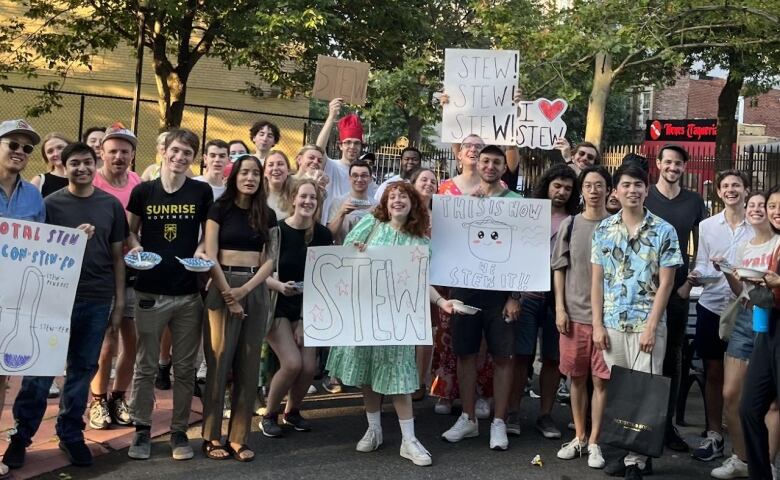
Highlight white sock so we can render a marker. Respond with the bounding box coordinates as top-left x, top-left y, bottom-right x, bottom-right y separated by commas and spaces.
399, 417, 416, 441
366, 410, 381, 430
